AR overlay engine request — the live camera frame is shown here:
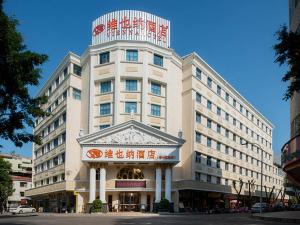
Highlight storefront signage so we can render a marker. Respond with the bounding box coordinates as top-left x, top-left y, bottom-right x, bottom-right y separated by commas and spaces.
115, 180, 146, 188
92, 10, 170, 48
82, 147, 178, 163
